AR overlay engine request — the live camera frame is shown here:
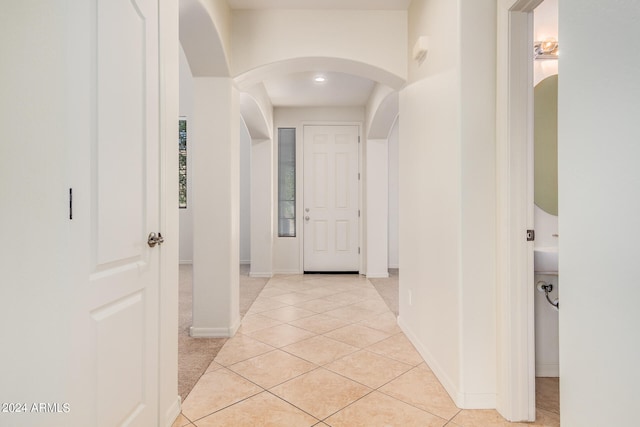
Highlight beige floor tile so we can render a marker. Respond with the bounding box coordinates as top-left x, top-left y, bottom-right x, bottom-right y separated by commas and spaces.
351, 298, 392, 314
323, 324, 391, 348
271, 291, 319, 305
358, 312, 401, 334
536, 377, 560, 415
450, 409, 513, 427
324, 305, 381, 322
245, 297, 289, 314
289, 314, 351, 334
260, 305, 317, 322
345, 287, 386, 300
323, 292, 368, 304
294, 297, 346, 313
228, 349, 316, 389
246, 323, 316, 348
366, 333, 424, 365
258, 287, 293, 298
325, 350, 413, 388
325, 391, 448, 427
181, 369, 262, 422
270, 368, 371, 420
448, 408, 560, 427
194, 392, 318, 427
204, 361, 223, 374
213, 335, 274, 366
236, 314, 283, 334
297, 286, 344, 298
379, 364, 460, 420
171, 414, 192, 427
282, 335, 359, 365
